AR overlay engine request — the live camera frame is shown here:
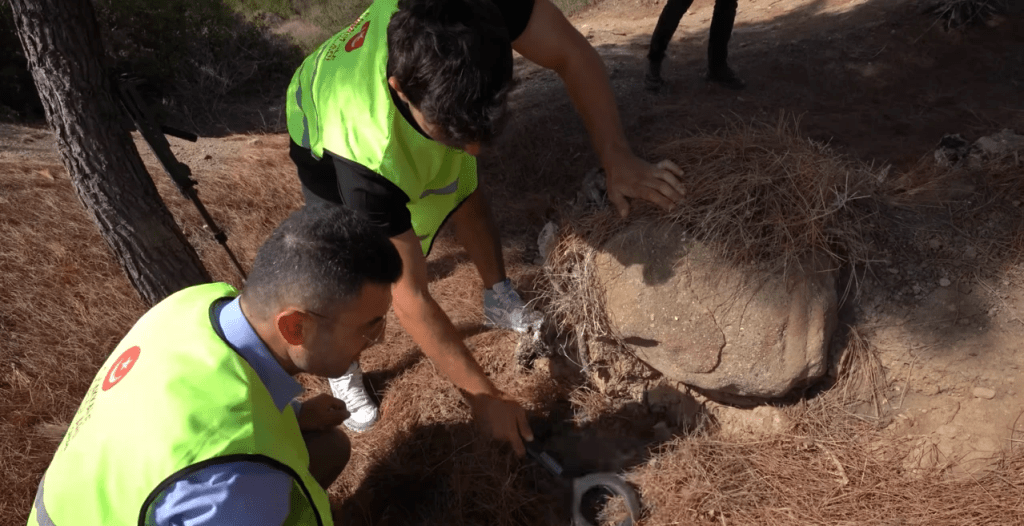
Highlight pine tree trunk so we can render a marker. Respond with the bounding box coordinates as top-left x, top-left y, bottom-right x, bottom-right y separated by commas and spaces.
9, 0, 212, 305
